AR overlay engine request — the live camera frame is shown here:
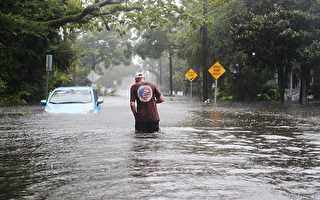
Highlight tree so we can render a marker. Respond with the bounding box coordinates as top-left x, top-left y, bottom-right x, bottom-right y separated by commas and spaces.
175, 0, 234, 100
77, 30, 132, 70
297, 41, 320, 104
294, 0, 320, 104
0, 0, 77, 103
134, 23, 179, 95
0, 0, 178, 104
231, 1, 320, 103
